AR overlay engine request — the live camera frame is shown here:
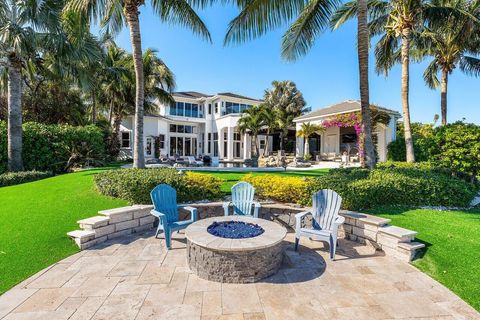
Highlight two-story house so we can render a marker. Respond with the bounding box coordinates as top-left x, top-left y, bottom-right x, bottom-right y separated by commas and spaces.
119, 91, 268, 161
